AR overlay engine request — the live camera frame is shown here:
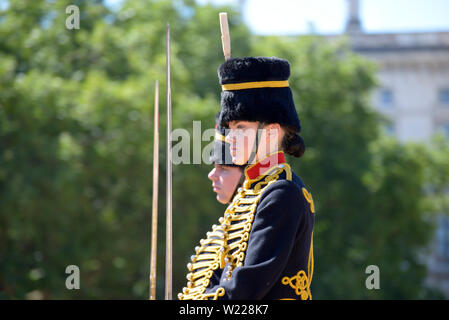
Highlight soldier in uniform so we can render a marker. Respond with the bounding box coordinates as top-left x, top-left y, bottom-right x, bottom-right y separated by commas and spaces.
178, 56, 315, 300
208, 123, 245, 204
